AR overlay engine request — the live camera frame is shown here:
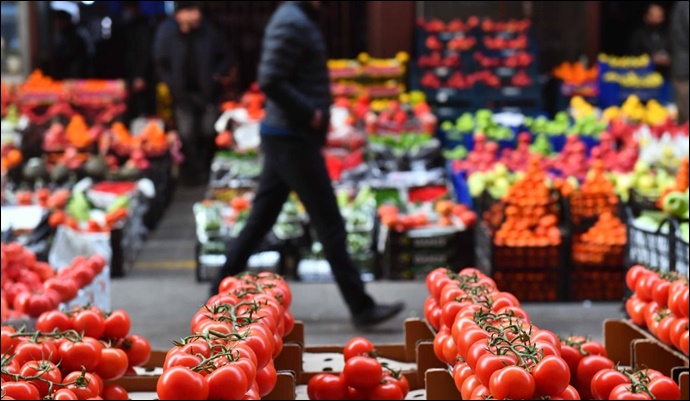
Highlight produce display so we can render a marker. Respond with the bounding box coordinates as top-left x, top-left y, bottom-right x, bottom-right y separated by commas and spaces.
306, 337, 410, 400
625, 265, 689, 356
423, 267, 682, 400
156, 273, 294, 400
328, 52, 408, 99
1, 243, 106, 319
1, 307, 151, 400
